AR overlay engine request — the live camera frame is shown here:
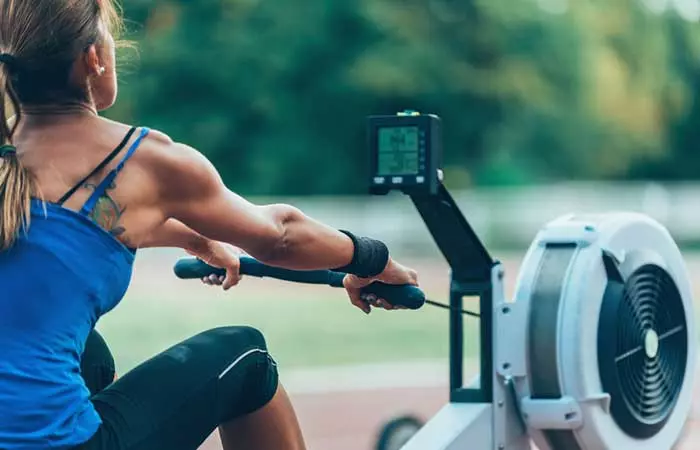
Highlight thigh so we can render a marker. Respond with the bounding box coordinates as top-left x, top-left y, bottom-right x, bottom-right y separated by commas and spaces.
78, 326, 279, 450
81, 329, 117, 396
